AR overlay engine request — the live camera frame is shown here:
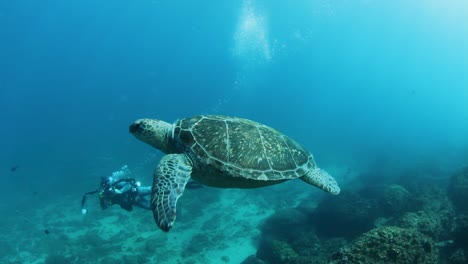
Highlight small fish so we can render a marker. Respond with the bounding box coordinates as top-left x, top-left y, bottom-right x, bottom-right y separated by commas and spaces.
44, 229, 50, 235
10, 165, 19, 172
